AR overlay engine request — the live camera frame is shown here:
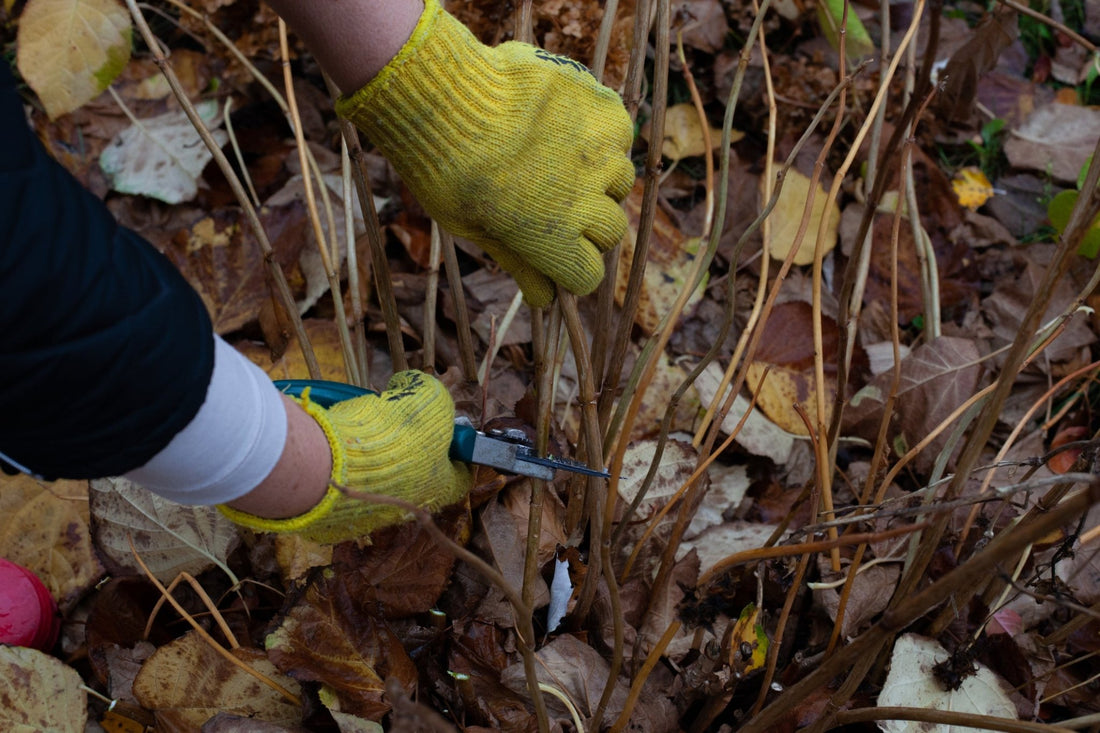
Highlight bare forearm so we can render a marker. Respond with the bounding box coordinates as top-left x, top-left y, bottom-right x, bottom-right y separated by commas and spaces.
223, 395, 332, 518
264, 0, 423, 93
